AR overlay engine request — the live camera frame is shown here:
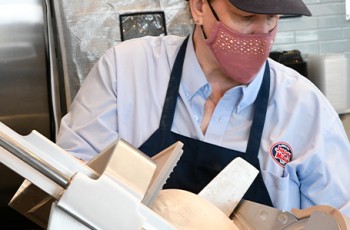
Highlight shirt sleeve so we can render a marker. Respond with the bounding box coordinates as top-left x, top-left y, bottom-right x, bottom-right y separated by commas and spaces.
298, 116, 350, 217
56, 48, 119, 161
